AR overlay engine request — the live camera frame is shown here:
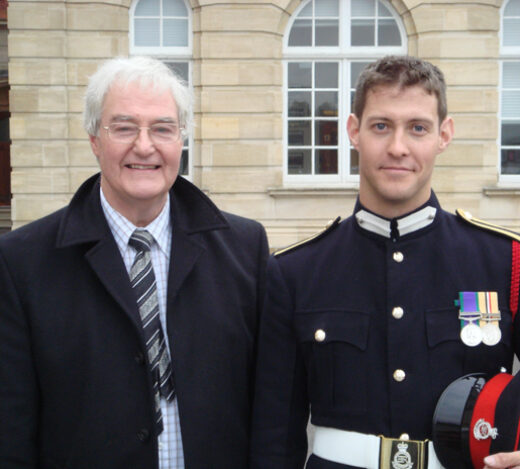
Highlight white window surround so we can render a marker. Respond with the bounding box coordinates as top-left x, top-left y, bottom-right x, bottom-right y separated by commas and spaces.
282, 0, 407, 188
129, 0, 194, 179
498, 0, 520, 185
